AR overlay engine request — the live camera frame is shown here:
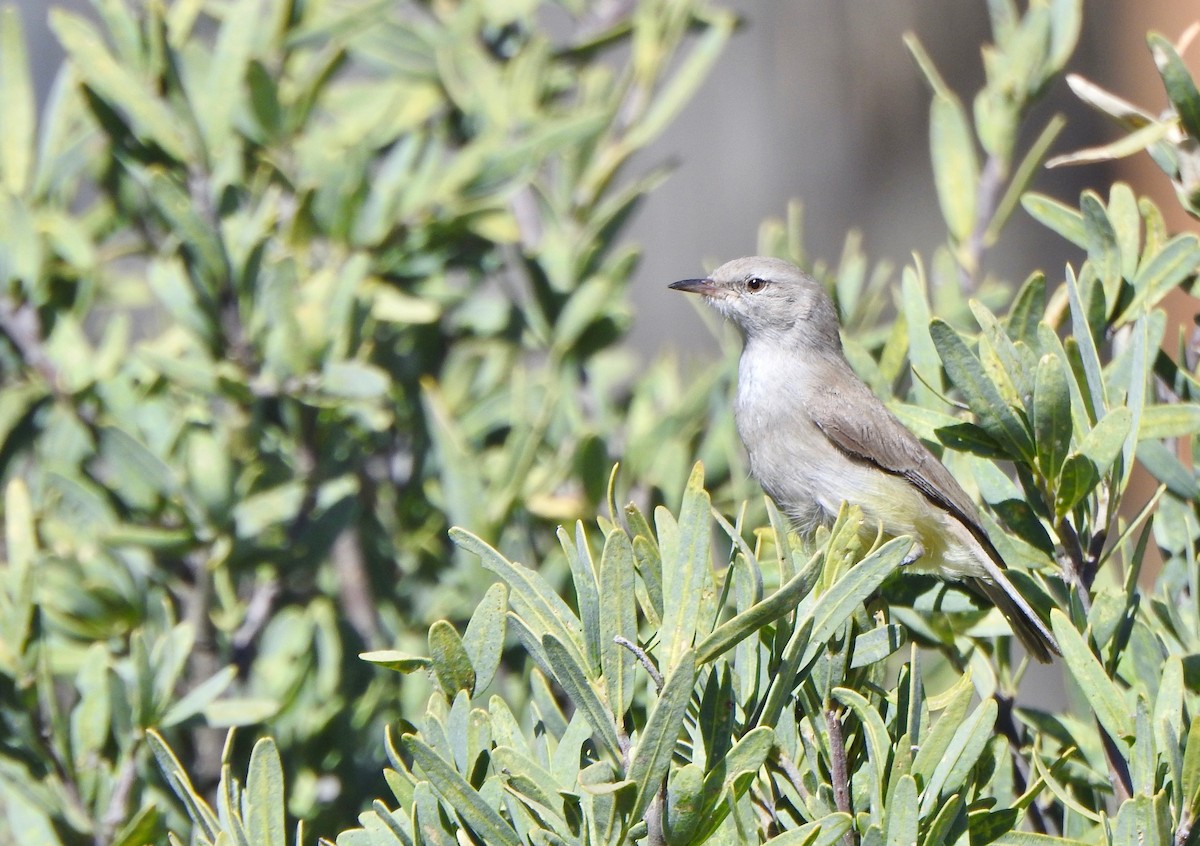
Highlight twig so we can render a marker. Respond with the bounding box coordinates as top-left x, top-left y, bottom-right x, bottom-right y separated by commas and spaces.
184, 549, 224, 786
333, 525, 382, 649
993, 694, 1051, 835
960, 152, 1006, 290
644, 781, 668, 846
1055, 517, 1094, 614
0, 296, 60, 389
231, 577, 281, 669
772, 748, 813, 808
1099, 723, 1133, 804
824, 705, 857, 846
614, 635, 663, 692
97, 752, 138, 846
